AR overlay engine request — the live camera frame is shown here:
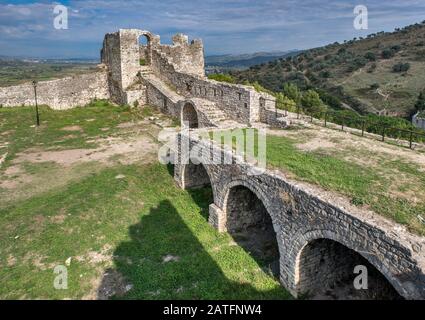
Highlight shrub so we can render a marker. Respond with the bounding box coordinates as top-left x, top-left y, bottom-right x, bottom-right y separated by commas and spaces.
282, 83, 301, 104
319, 70, 331, 78
368, 63, 377, 73
415, 91, 425, 111
381, 49, 395, 59
139, 58, 146, 66
316, 89, 342, 109
364, 52, 376, 61
338, 48, 346, 54
301, 89, 326, 114
276, 93, 297, 112
392, 62, 410, 72
207, 73, 236, 83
